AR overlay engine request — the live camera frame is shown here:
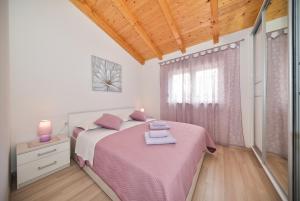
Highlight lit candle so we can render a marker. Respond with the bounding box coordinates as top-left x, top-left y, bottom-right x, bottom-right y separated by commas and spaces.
140, 108, 145, 112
